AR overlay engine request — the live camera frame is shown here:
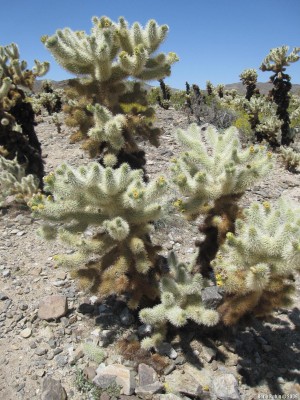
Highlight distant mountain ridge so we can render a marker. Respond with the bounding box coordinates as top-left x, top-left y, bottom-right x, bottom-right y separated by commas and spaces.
34, 79, 300, 95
